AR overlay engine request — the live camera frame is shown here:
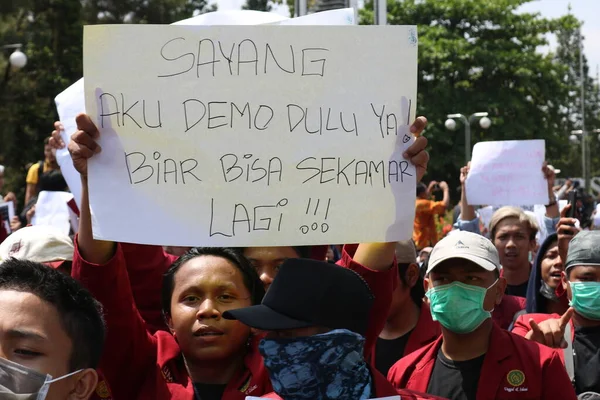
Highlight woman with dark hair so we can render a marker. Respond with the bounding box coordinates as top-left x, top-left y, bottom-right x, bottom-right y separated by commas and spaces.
519, 233, 569, 318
